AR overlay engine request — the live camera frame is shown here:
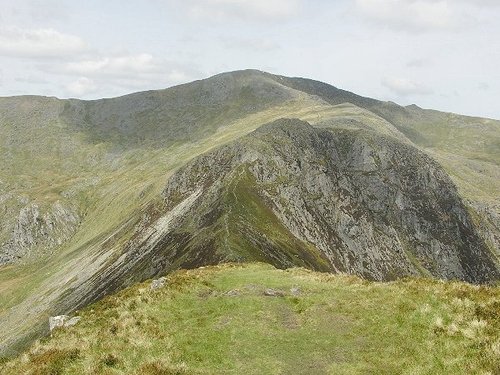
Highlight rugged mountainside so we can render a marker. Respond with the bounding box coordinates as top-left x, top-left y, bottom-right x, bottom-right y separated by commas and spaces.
0, 70, 499, 357
147, 119, 497, 282
0, 72, 296, 265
